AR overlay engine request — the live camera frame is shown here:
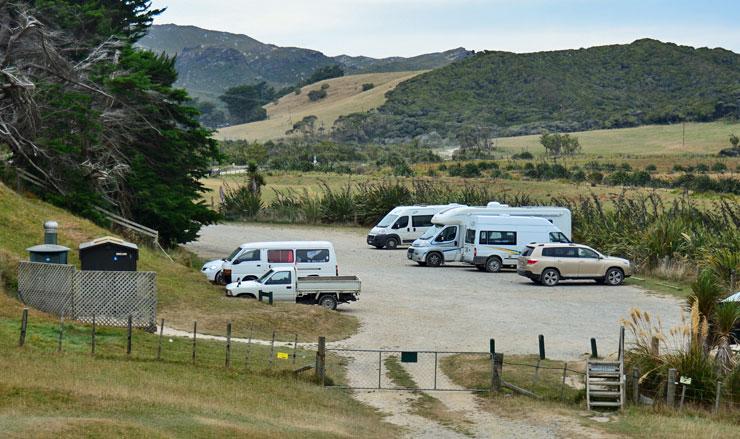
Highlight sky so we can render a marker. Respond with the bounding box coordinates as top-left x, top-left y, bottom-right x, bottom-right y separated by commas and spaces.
149, 0, 740, 57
